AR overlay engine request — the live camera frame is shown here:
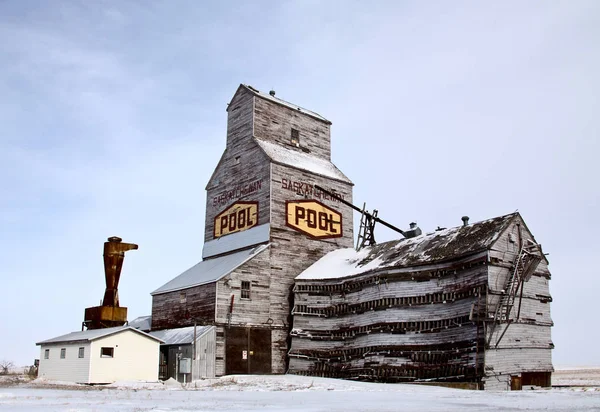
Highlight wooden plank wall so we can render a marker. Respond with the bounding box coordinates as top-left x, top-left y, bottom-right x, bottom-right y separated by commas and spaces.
254, 97, 332, 160
484, 215, 553, 388
151, 283, 216, 330
289, 262, 488, 382
269, 162, 354, 373
208, 89, 354, 375
204, 88, 271, 242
